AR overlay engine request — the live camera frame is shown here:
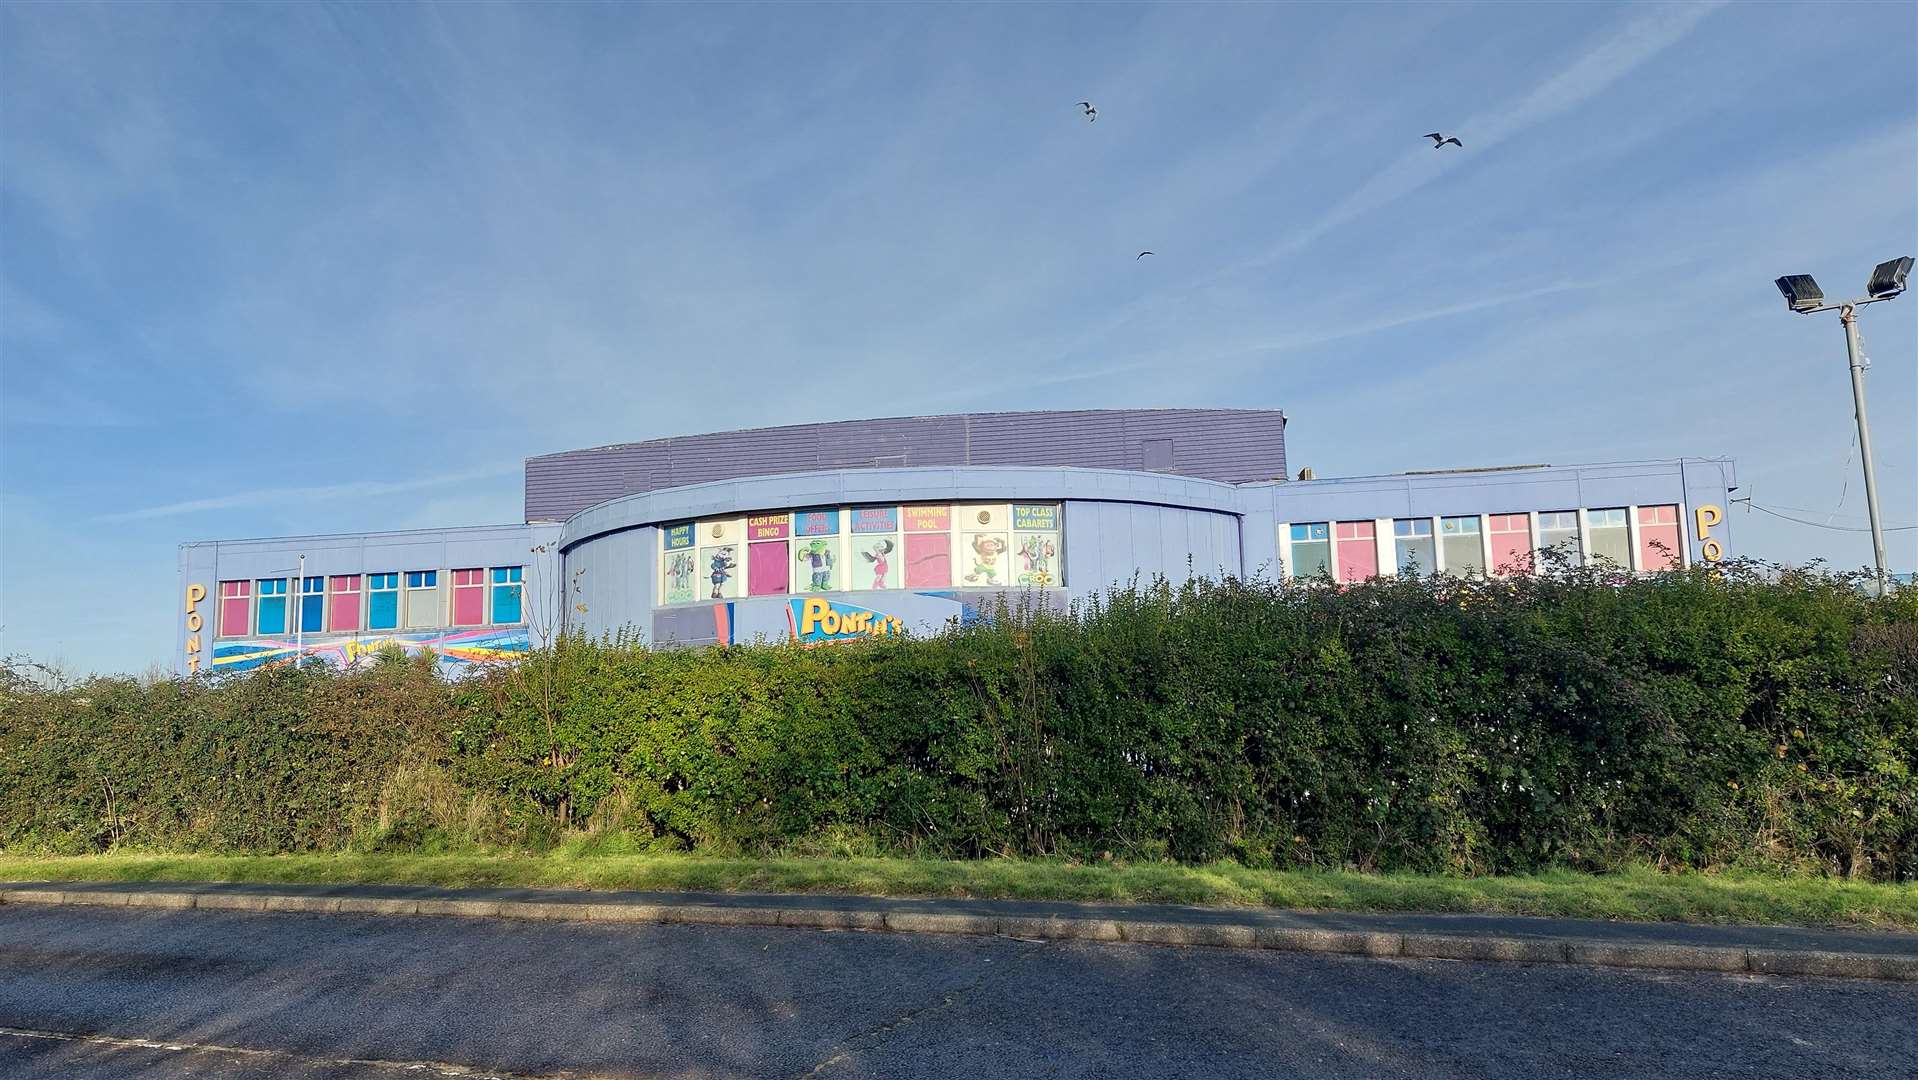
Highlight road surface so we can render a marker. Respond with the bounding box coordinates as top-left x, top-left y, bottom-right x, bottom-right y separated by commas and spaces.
2, 904, 1912, 1078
